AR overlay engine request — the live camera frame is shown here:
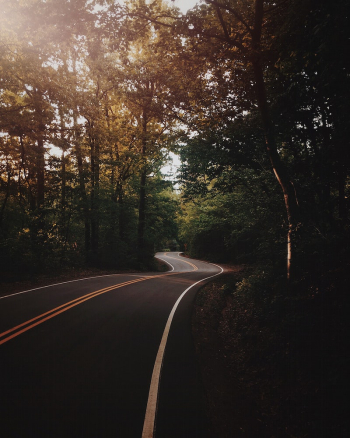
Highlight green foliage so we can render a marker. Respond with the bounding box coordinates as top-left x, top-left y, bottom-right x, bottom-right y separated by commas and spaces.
1, 0, 349, 281
177, 0, 350, 278
180, 166, 286, 264
144, 178, 180, 250
0, 0, 184, 276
